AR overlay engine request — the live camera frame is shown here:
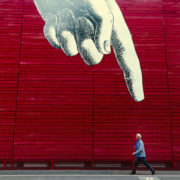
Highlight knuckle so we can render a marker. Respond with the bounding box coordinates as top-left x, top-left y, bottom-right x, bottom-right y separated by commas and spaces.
45, 13, 57, 25
105, 13, 113, 23
96, 12, 113, 25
